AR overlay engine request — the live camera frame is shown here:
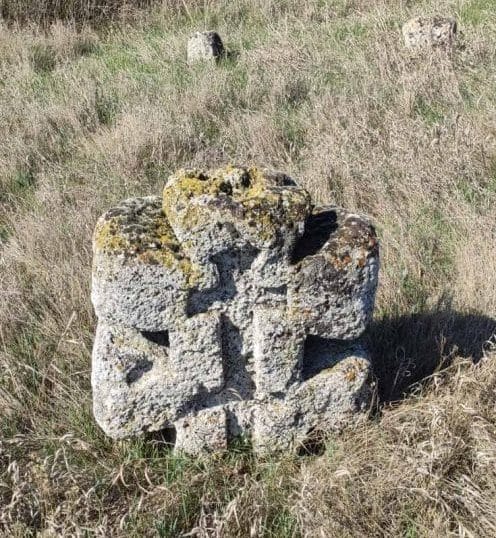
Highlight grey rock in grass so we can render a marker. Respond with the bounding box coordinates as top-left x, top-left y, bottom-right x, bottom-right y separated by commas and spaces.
402, 16, 457, 49
91, 166, 380, 455
187, 31, 224, 63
